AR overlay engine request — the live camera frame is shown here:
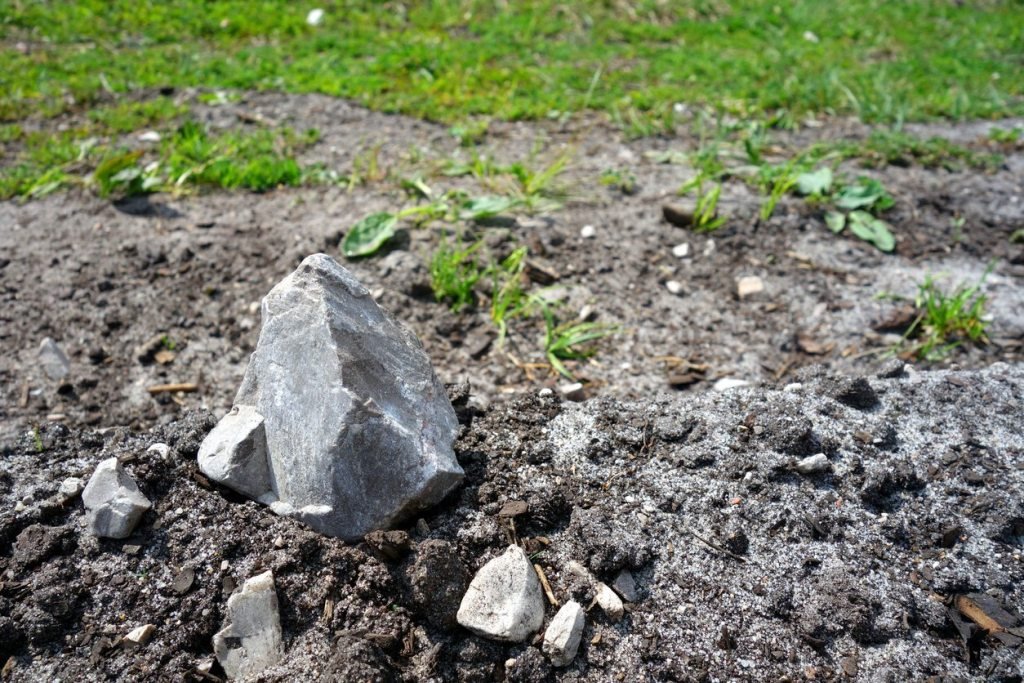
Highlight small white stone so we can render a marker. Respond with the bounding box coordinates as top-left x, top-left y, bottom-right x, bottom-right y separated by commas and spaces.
713, 378, 750, 392
737, 276, 765, 299
665, 280, 684, 296
58, 477, 84, 498
137, 131, 161, 143
594, 582, 624, 622
543, 601, 585, 666
671, 243, 690, 259
538, 388, 553, 397
795, 453, 831, 475
123, 624, 156, 647
580, 225, 596, 239
213, 571, 284, 680
306, 8, 324, 25
146, 443, 170, 460
82, 458, 152, 539
559, 383, 585, 402
702, 239, 716, 257
783, 383, 803, 392
457, 546, 545, 642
